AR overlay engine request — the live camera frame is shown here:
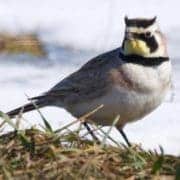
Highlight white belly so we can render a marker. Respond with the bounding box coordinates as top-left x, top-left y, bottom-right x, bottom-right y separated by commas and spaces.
69, 85, 168, 128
